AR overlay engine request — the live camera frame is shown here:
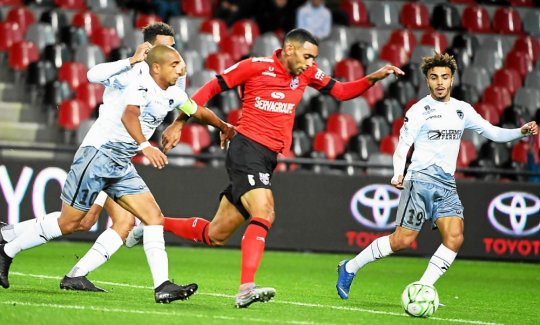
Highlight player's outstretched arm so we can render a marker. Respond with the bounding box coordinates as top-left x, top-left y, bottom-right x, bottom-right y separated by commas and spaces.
520, 121, 538, 136
366, 65, 405, 85
162, 112, 189, 154
192, 106, 236, 149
